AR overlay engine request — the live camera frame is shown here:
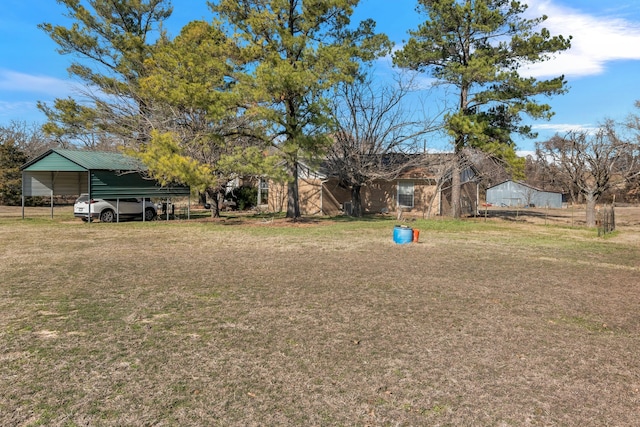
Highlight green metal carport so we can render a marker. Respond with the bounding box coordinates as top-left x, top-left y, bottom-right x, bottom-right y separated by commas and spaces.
20, 148, 191, 220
